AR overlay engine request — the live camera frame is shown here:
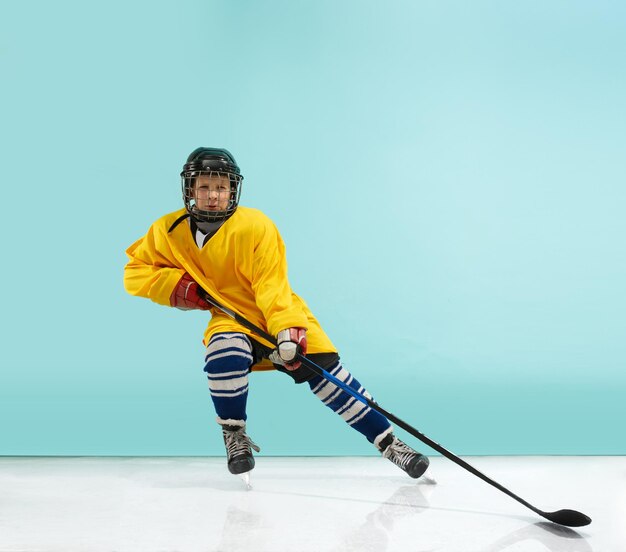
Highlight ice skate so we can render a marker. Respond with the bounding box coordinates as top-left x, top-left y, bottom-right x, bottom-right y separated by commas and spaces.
378, 433, 430, 479
218, 419, 260, 475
